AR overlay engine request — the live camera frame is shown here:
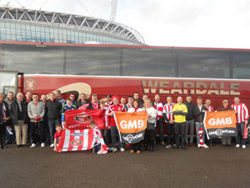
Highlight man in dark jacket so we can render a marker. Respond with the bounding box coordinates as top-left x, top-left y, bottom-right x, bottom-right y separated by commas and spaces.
184, 95, 196, 146
5, 91, 15, 144
0, 93, 10, 149
194, 97, 208, 148
76, 93, 92, 109
45, 92, 62, 147
217, 99, 234, 146
10, 92, 29, 147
